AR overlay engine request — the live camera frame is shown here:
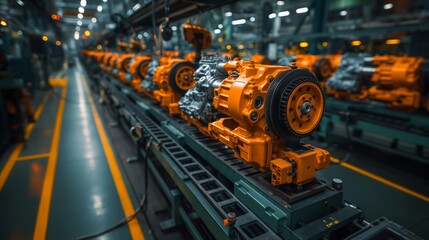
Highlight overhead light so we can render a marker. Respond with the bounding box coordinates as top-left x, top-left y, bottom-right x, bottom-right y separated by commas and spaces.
80, 0, 86, 7
218, 24, 223, 29
132, 3, 141, 11
214, 29, 221, 34
143, 32, 149, 37
55, 41, 61, 46
88, 24, 93, 29
75, 26, 81, 31
278, 11, 290, 17
386, 39, 400, 45
74, 31, 80, 40
171, 26, 177, 31
296, 7, 308, 14
97, 5, 103, 12
238, 44, 244, 49
0, 20, 7, 27
268, 13, 276, 19
384, 3, 393, 10
78, 13, 83, 19
351, 40, 361, 46
16, 0, 24, 6
322, 41, 328, 47
299, 41, 309, 48
103, 0, 107, 2
225, 12, 232, 17
91, 17, 97, 23
84, 30, 90, 37
137, 34, 143, 39
226, 45, 232, 50
17, 30, 22, 35
78, 7, 84, 13
77, 20, 82, 26
277, 1, 285, 6
42, 35, 48, 42
250, 17, 255, 22
231, 19, 246, 25
340, 10, 347, 16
